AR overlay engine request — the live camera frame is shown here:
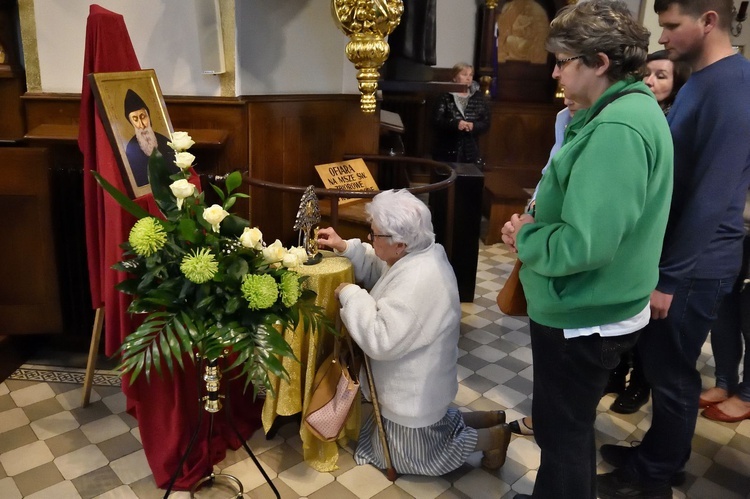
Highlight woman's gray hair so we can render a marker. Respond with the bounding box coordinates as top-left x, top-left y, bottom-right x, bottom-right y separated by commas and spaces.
366, 189, 435, 253
546, 0, 650, 81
